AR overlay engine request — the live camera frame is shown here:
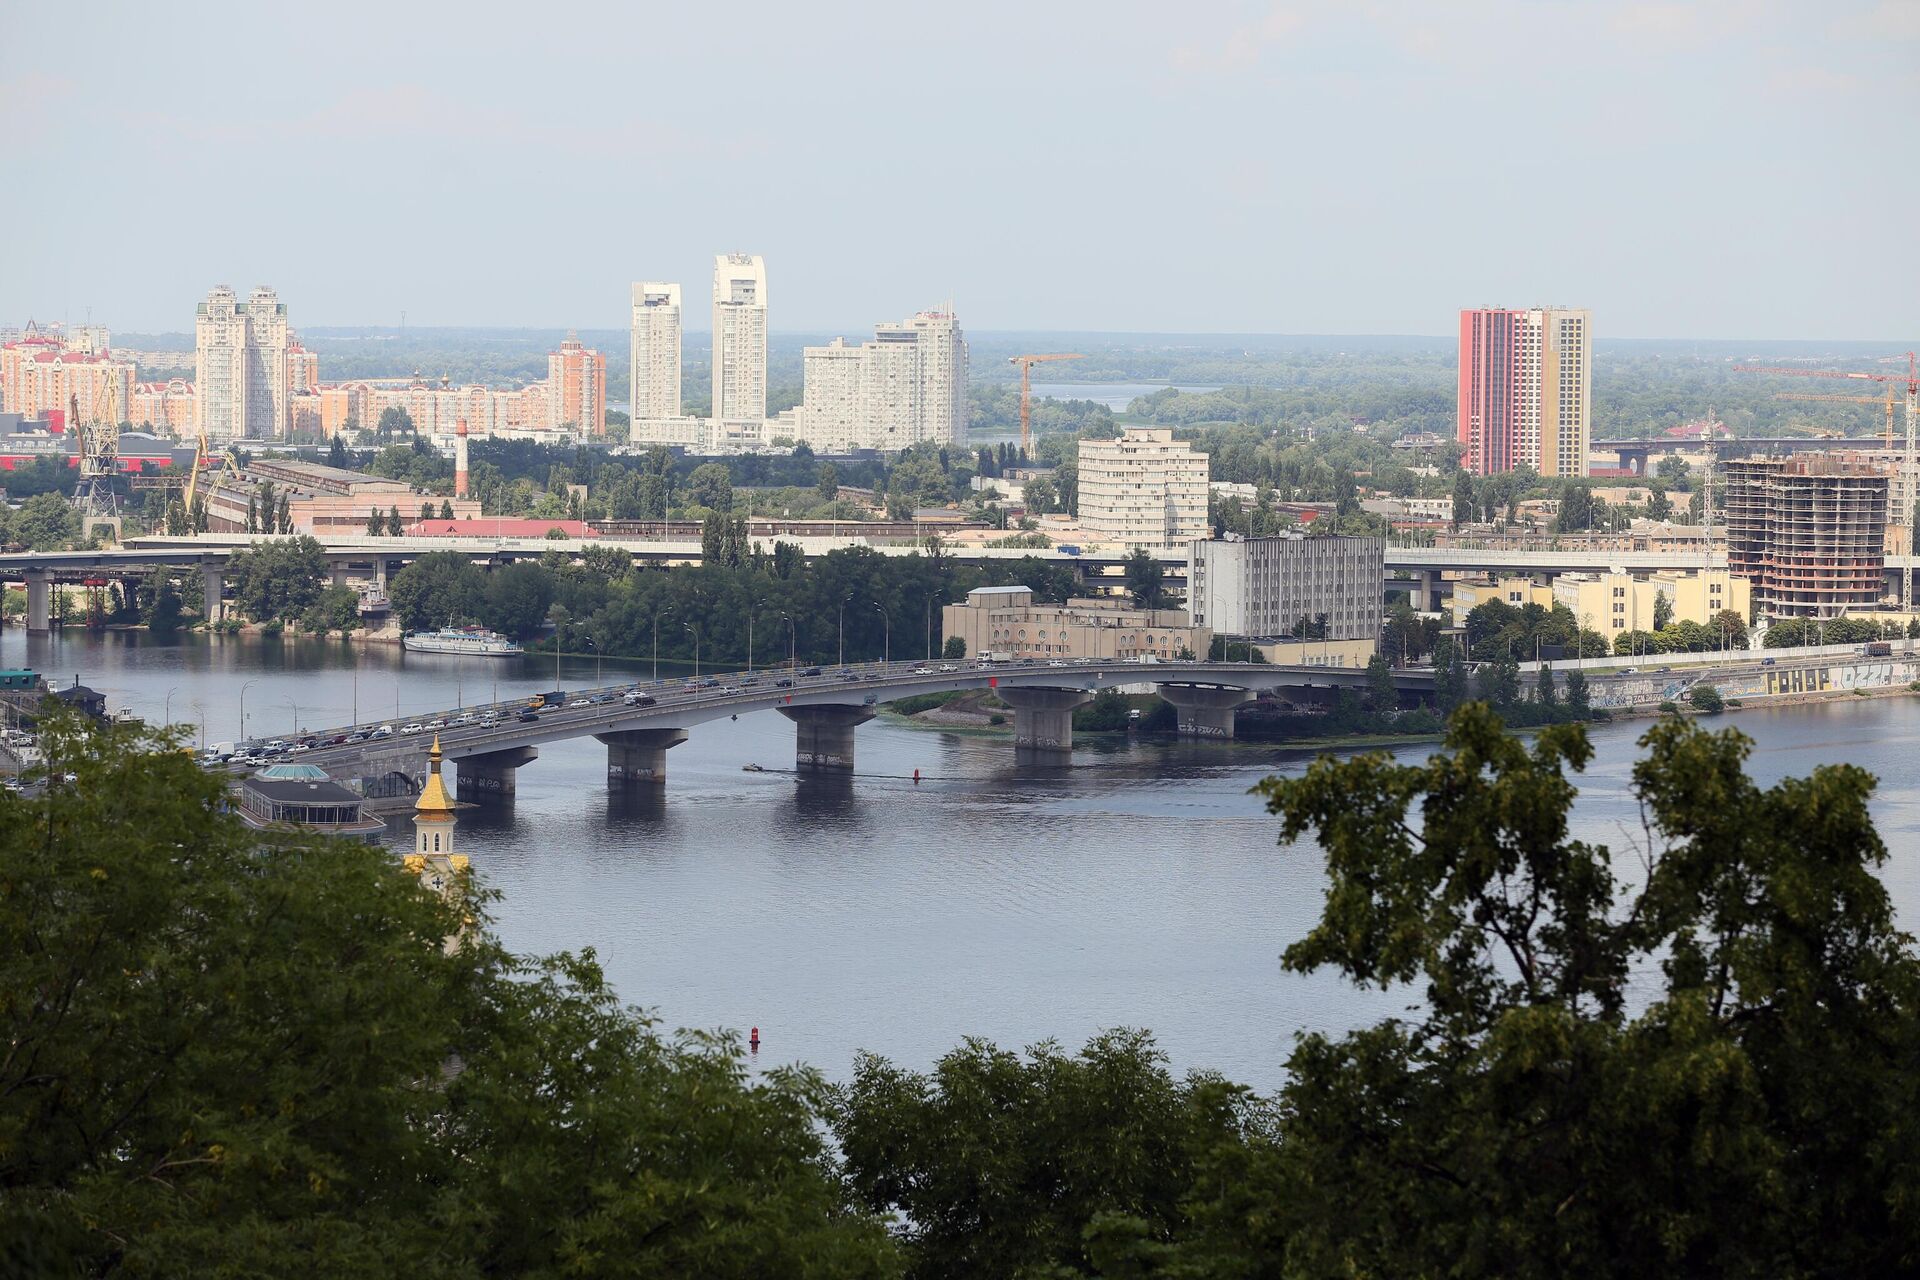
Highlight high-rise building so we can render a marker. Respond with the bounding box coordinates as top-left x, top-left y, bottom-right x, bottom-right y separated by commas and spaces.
1077, 427, 1211, 551
712, 253, 767, 423
1457, 307, 1590, 478
1188, 533, 1385, 641
547, 332, 607, 434
629, 282, 682, 419
1722, 455, 1889, 618
0, 336, 133, 426
791, 307, 970, 452
195, 285, 290, 440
